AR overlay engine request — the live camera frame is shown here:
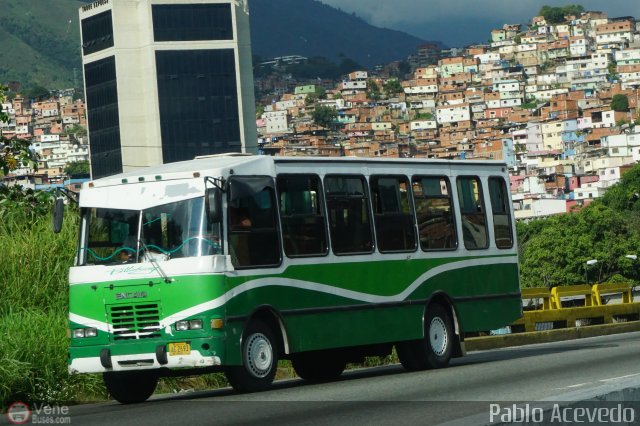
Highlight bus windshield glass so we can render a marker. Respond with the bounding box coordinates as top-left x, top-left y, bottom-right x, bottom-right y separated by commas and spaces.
81, 197, 221, 265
